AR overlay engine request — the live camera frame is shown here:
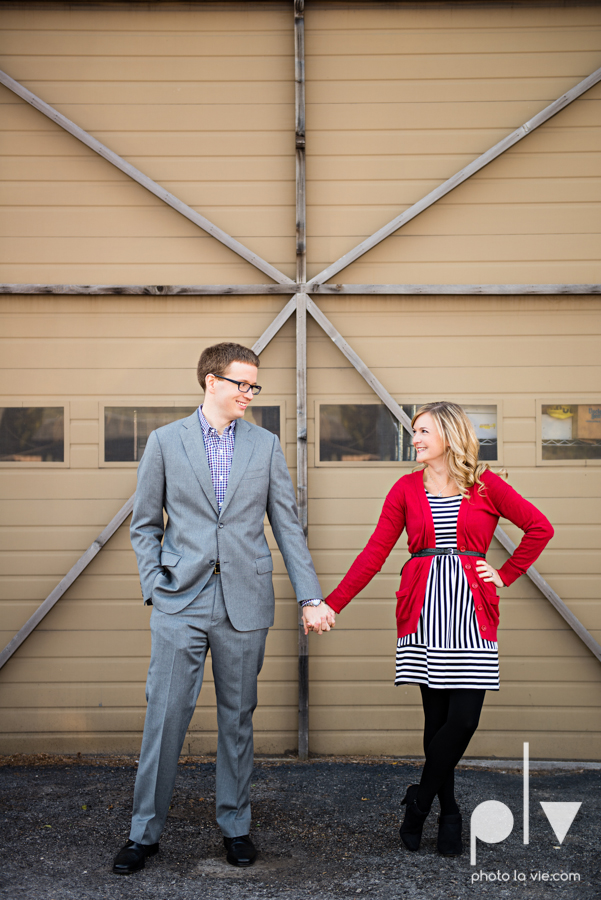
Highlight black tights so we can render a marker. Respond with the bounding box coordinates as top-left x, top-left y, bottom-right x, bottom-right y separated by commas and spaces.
415, 686, 485, 816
